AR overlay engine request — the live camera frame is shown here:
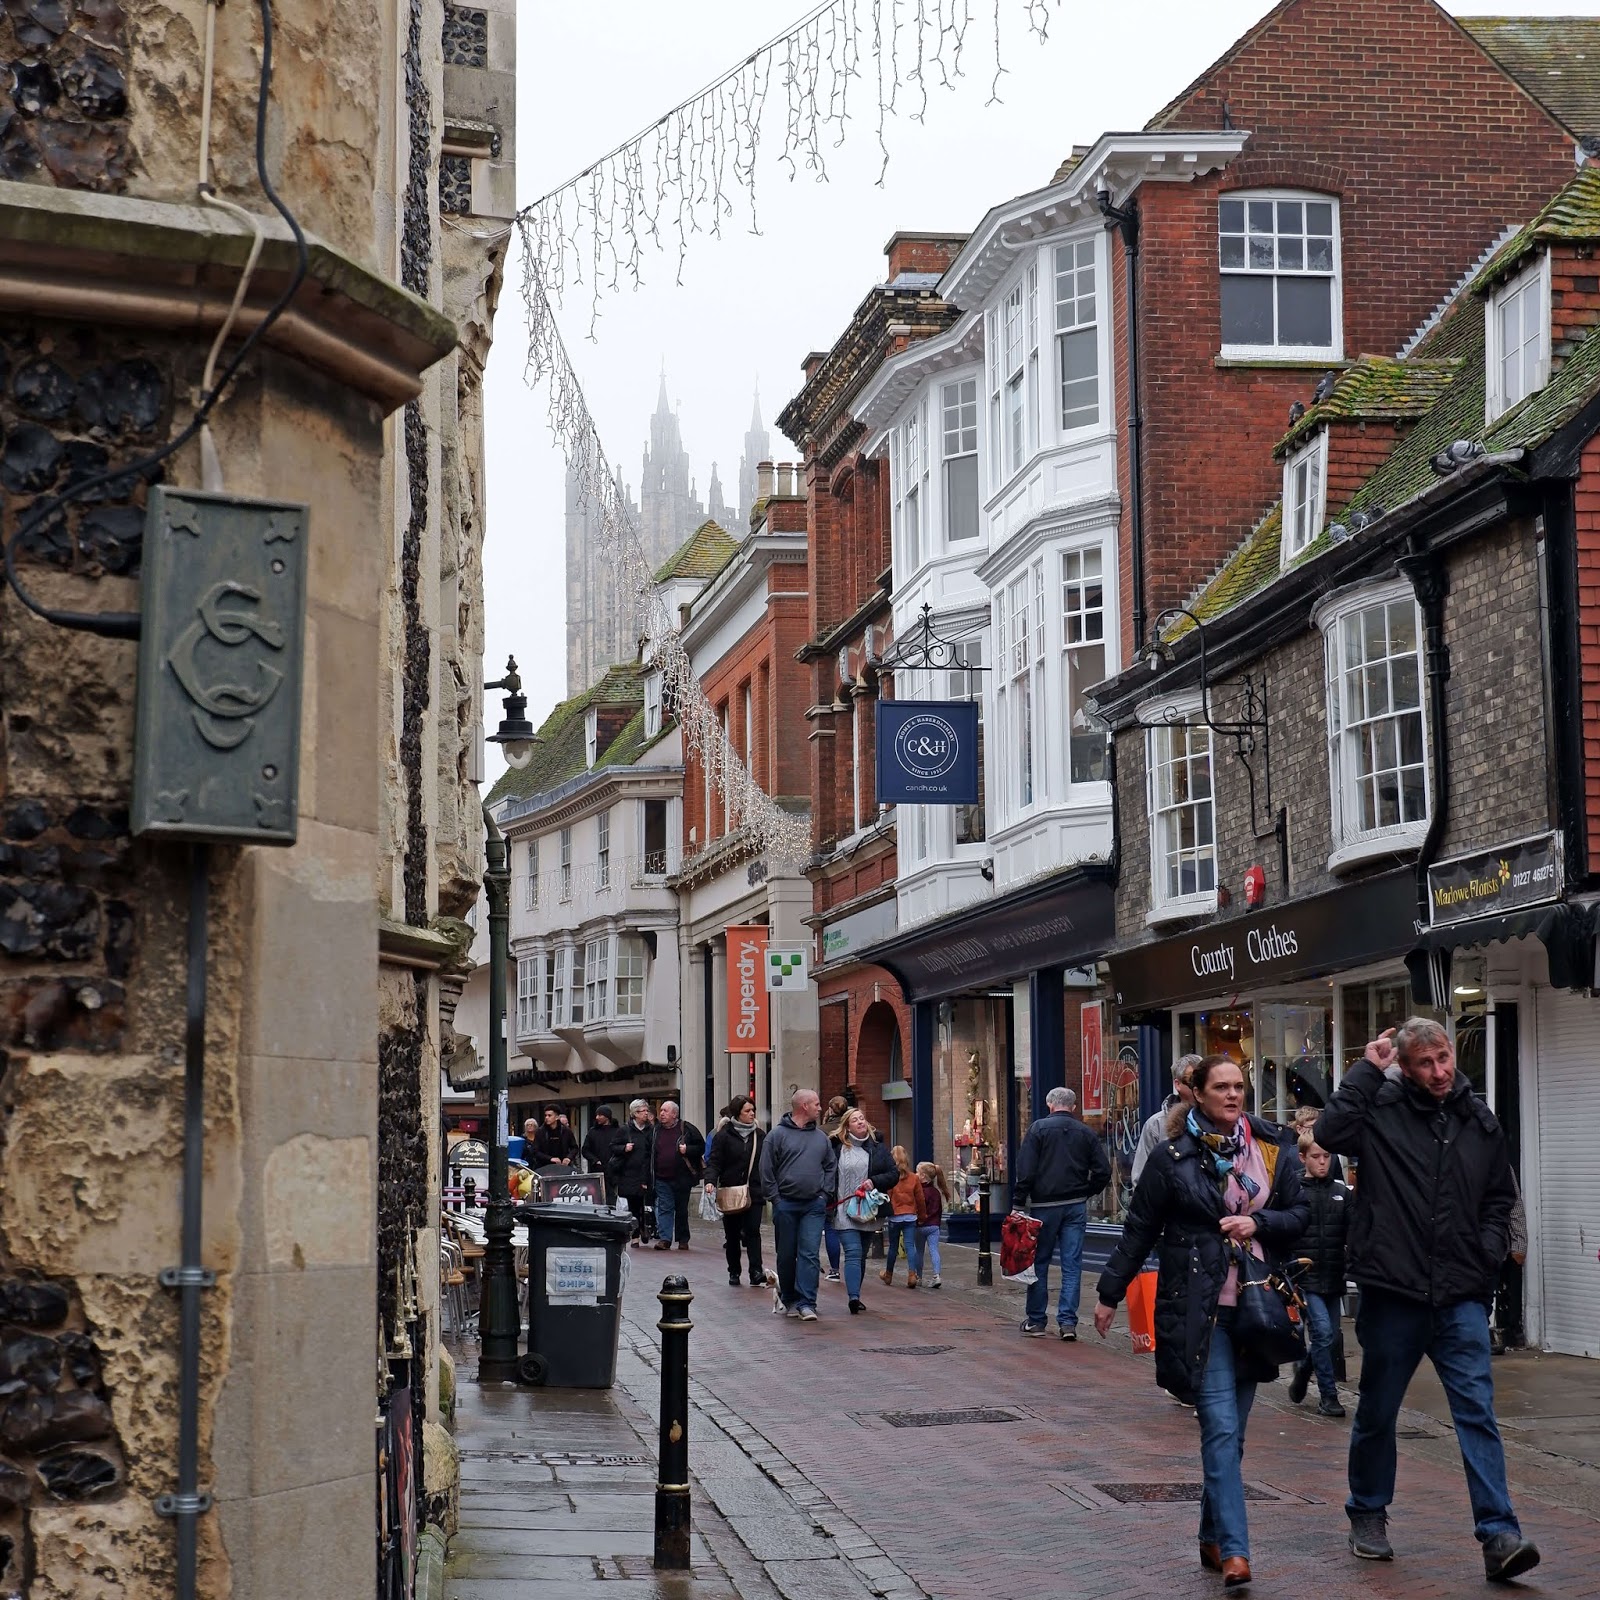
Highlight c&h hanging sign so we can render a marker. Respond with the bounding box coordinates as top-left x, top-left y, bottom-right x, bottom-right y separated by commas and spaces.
875, 700, 979, 806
